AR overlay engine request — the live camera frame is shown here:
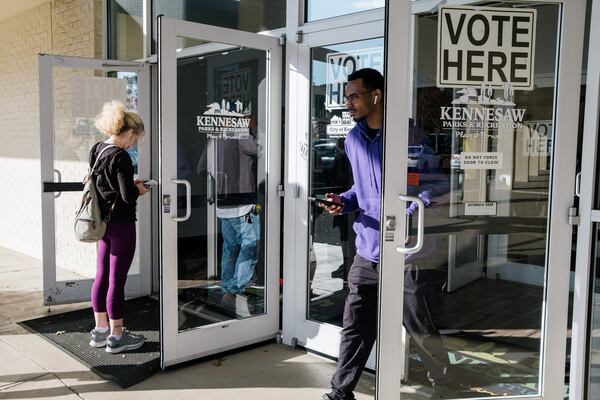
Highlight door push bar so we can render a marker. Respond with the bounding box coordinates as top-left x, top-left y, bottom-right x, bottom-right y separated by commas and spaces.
172, 179, 191, 222
396, 195, 424, 255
